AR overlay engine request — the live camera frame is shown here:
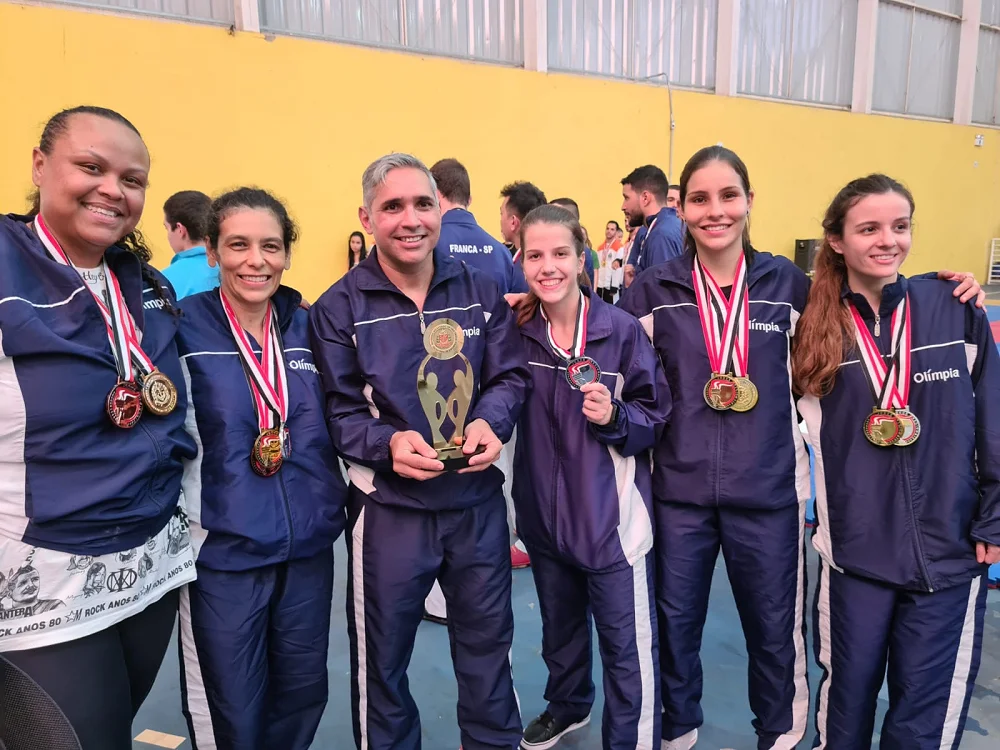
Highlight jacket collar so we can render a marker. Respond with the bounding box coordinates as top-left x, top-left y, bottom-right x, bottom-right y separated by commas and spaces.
169, 246, 208, 263
520, 285, 615, 350
646, 206, 678, 228
353, 247, 465, 294
441, 207, 478, 227
840, 274, 909, 319
8, 213, 150, 327
650, 248, 779, 293
207, 284, 303, 334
